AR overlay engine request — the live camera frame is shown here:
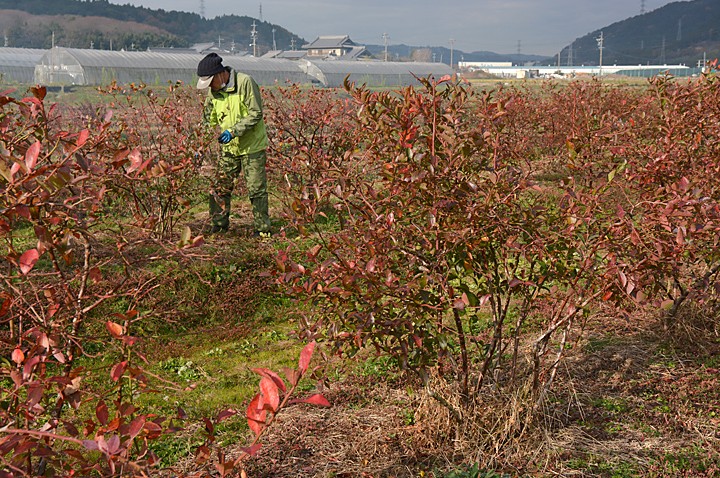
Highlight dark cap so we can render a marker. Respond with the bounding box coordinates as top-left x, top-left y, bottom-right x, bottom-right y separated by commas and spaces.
196, 53, 225, 88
